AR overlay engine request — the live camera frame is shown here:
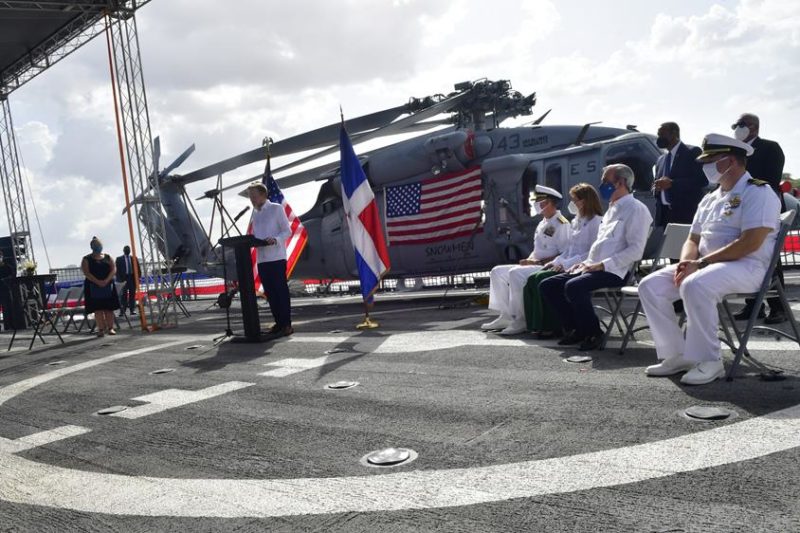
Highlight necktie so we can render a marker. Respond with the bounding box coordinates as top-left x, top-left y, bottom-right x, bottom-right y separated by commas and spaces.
661, 151, 673, 206
126, 256, 131, 275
